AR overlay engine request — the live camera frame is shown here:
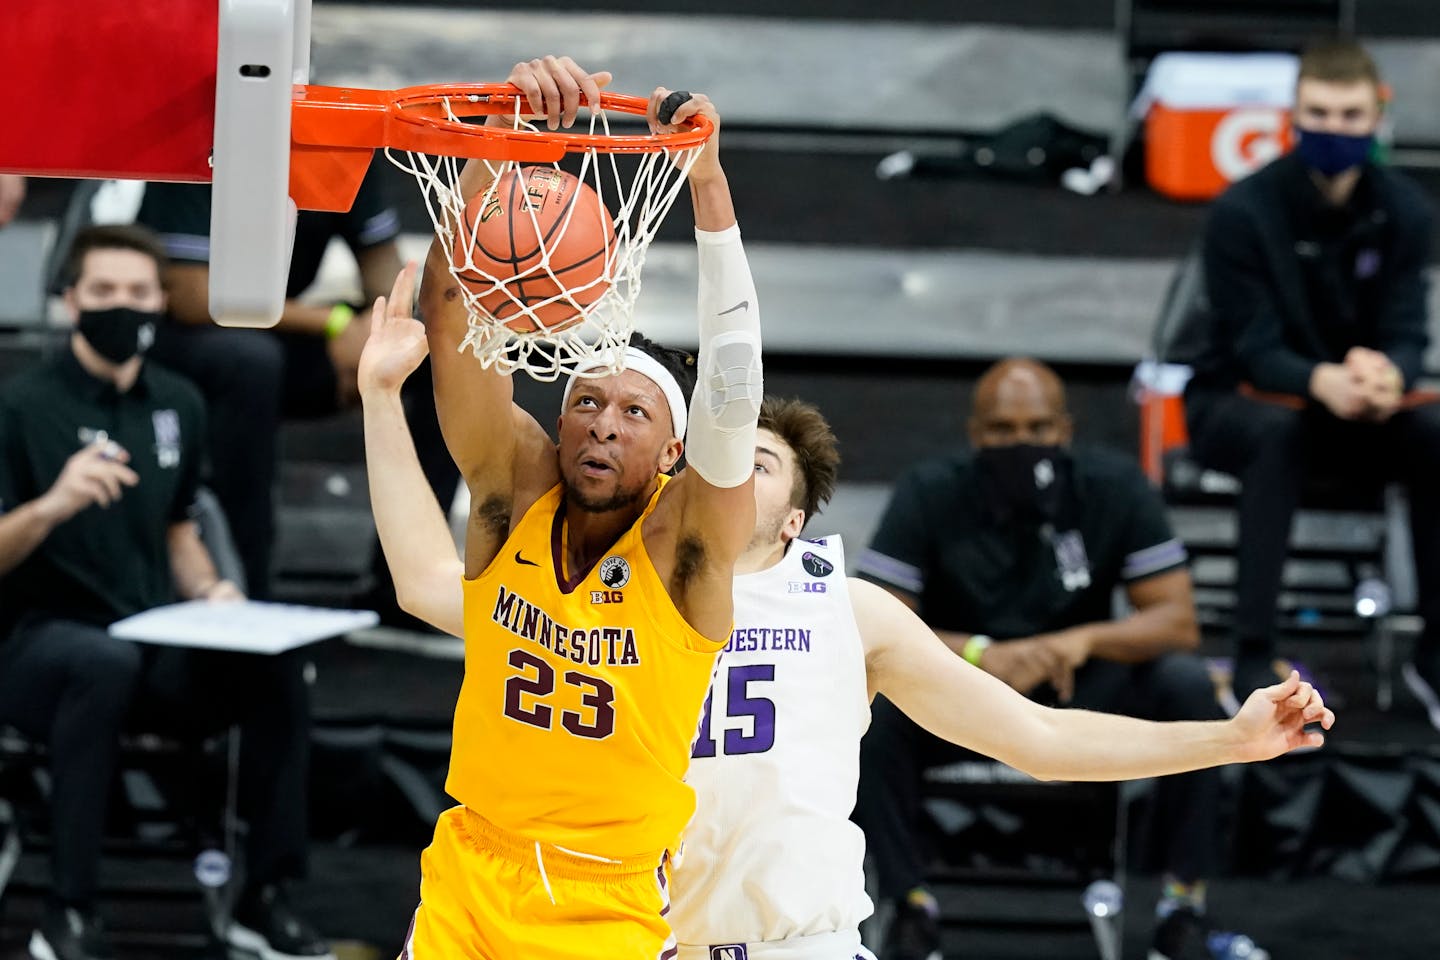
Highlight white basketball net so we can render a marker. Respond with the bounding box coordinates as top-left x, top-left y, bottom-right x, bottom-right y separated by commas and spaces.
387, 100, 704, 381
